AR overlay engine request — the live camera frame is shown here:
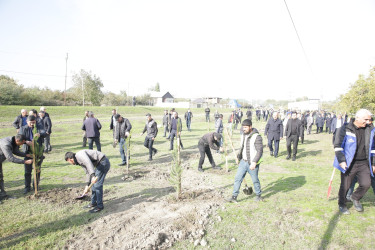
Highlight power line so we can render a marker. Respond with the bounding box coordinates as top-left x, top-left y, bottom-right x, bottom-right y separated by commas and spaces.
283, 0, 314, 76
0, 50, 62, 58
0, 69, 66, 78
